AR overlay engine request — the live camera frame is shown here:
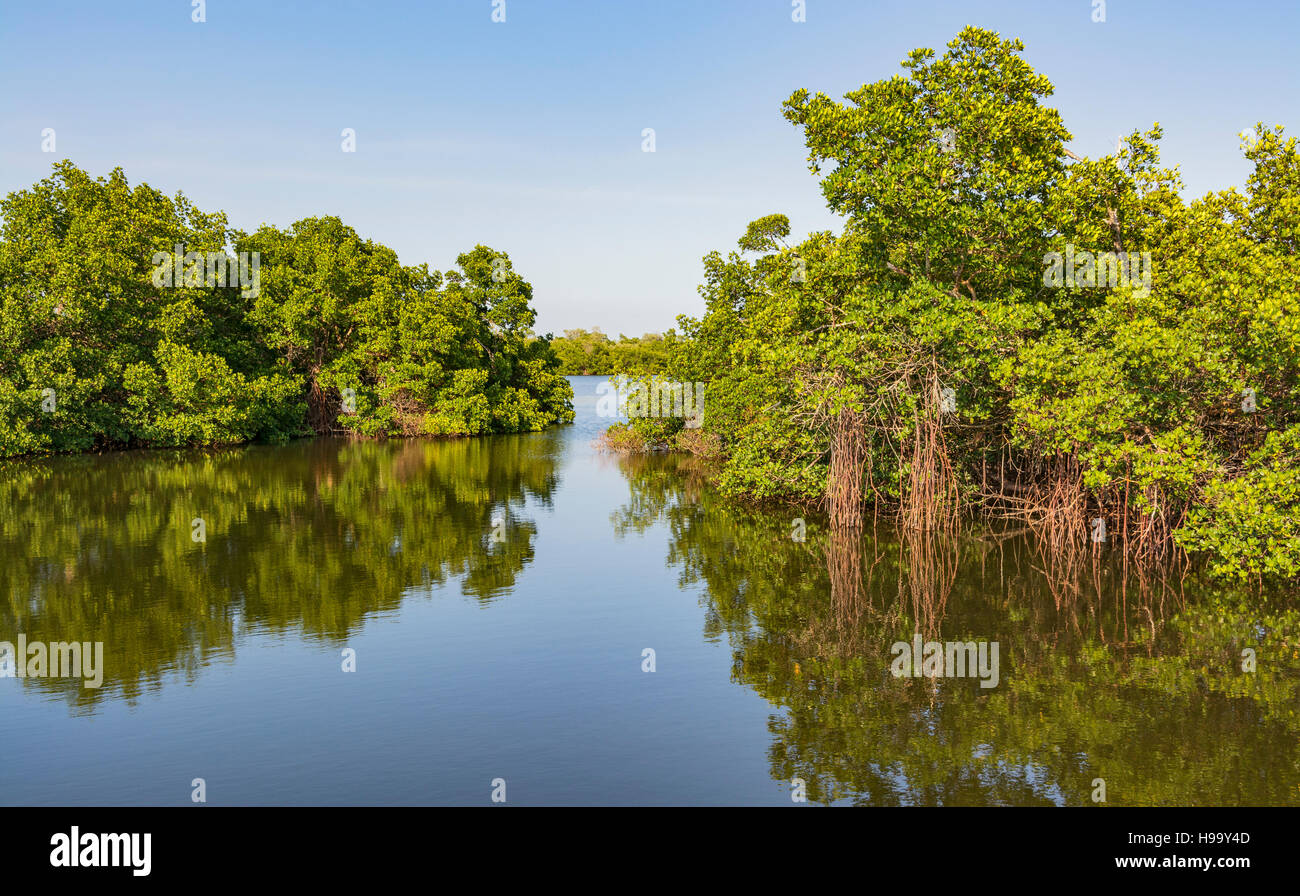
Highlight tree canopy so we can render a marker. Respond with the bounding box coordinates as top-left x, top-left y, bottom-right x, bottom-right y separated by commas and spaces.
0, 161, 573, 457
622, 27, 1300, 585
